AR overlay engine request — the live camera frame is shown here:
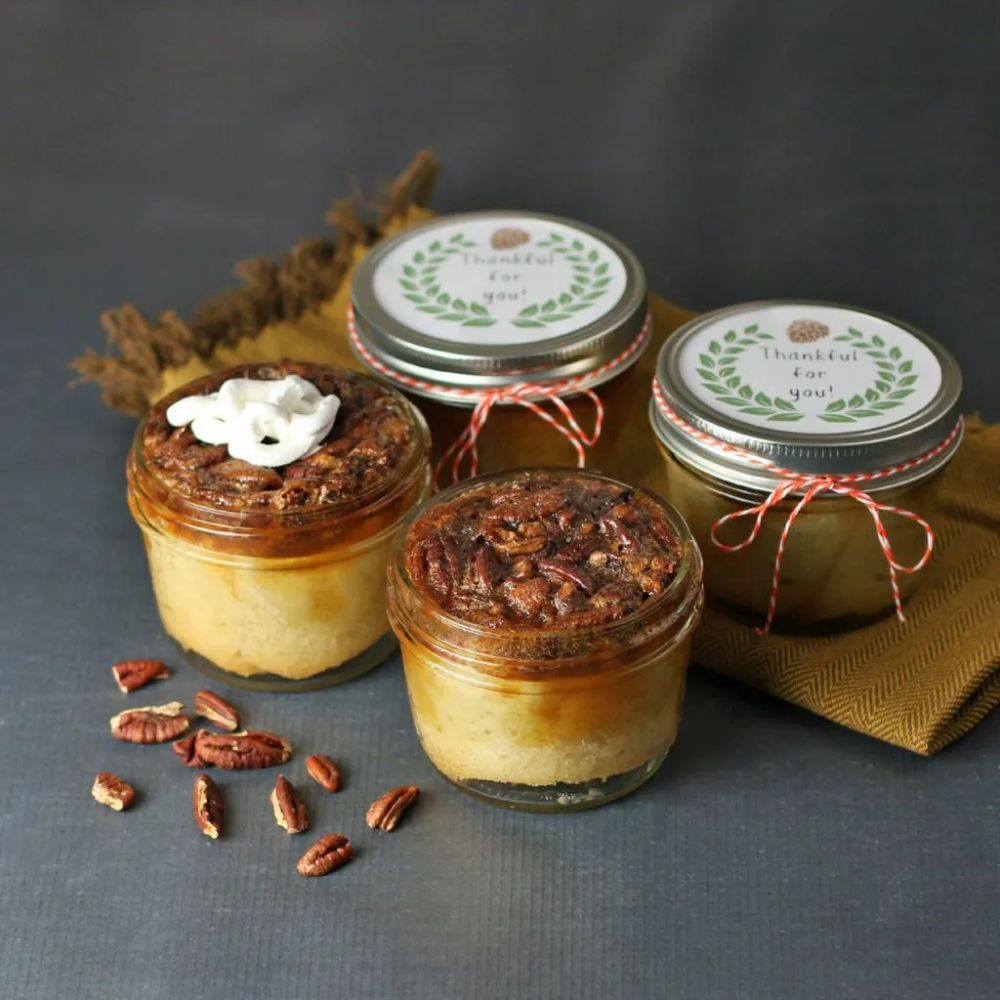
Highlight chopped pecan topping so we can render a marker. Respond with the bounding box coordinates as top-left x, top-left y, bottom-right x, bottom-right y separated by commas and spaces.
110, 702, 190, 744
536, 558, 594, 595
551, 580, 585, 616
193, 689, 240, 732
509, 556, 535, 580
142, 363, 415, 512
473, 546, 499, 590
404, 473, 681, 629
209, 458, 283, 491
172, 729, 292, 770
366, 785, 419, 832
599, 512, 639, 550
501, 577, 550, 617
270, 775, 310, 834
112, 659, 170, 693
305, 754, 342, 793
192, 774, 224, 839
297, 834, 353, 877
91, 772, 136, 811
487, 528, 547, 557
